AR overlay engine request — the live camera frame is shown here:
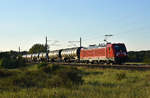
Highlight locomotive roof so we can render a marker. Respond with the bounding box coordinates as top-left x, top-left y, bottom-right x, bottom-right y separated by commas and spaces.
61, 47, 81, 50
